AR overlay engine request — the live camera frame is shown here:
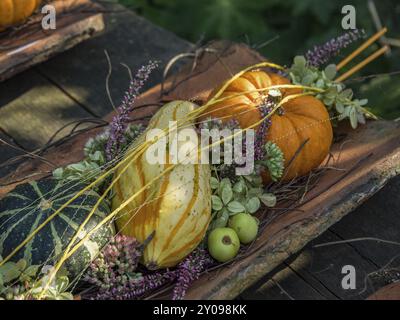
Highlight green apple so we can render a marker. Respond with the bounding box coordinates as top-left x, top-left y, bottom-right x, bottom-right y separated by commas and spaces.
207, 228, 240, 262
228, 213, 259, 244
